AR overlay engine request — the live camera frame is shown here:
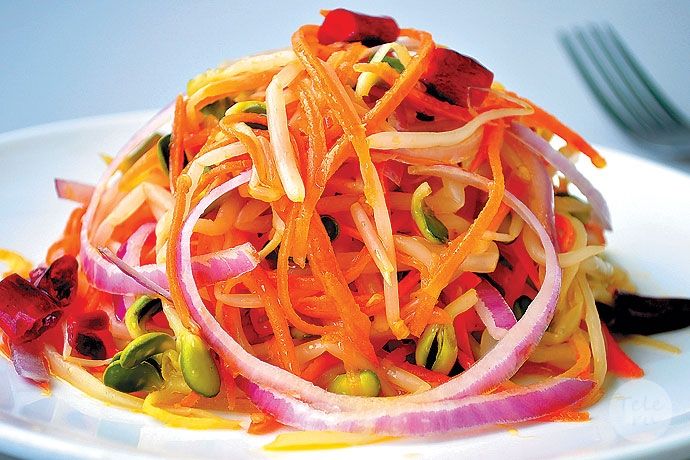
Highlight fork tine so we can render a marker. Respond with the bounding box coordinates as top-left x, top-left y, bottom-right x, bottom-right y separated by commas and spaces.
574, 26, 658, 133
589, 24, 671, 130
559, 32, 635, 133
603, 24, 687, 127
